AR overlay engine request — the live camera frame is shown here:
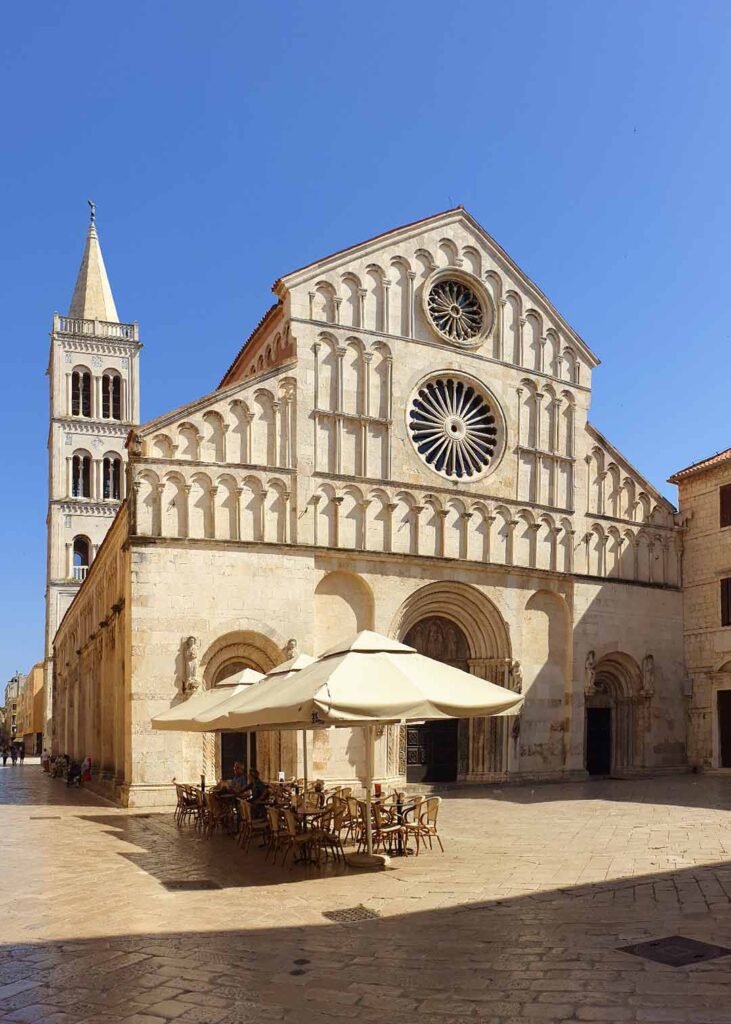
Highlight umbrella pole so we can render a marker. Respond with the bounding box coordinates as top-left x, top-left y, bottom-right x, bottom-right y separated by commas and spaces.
365, 723, 373, 857
302, 729, 308, 798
